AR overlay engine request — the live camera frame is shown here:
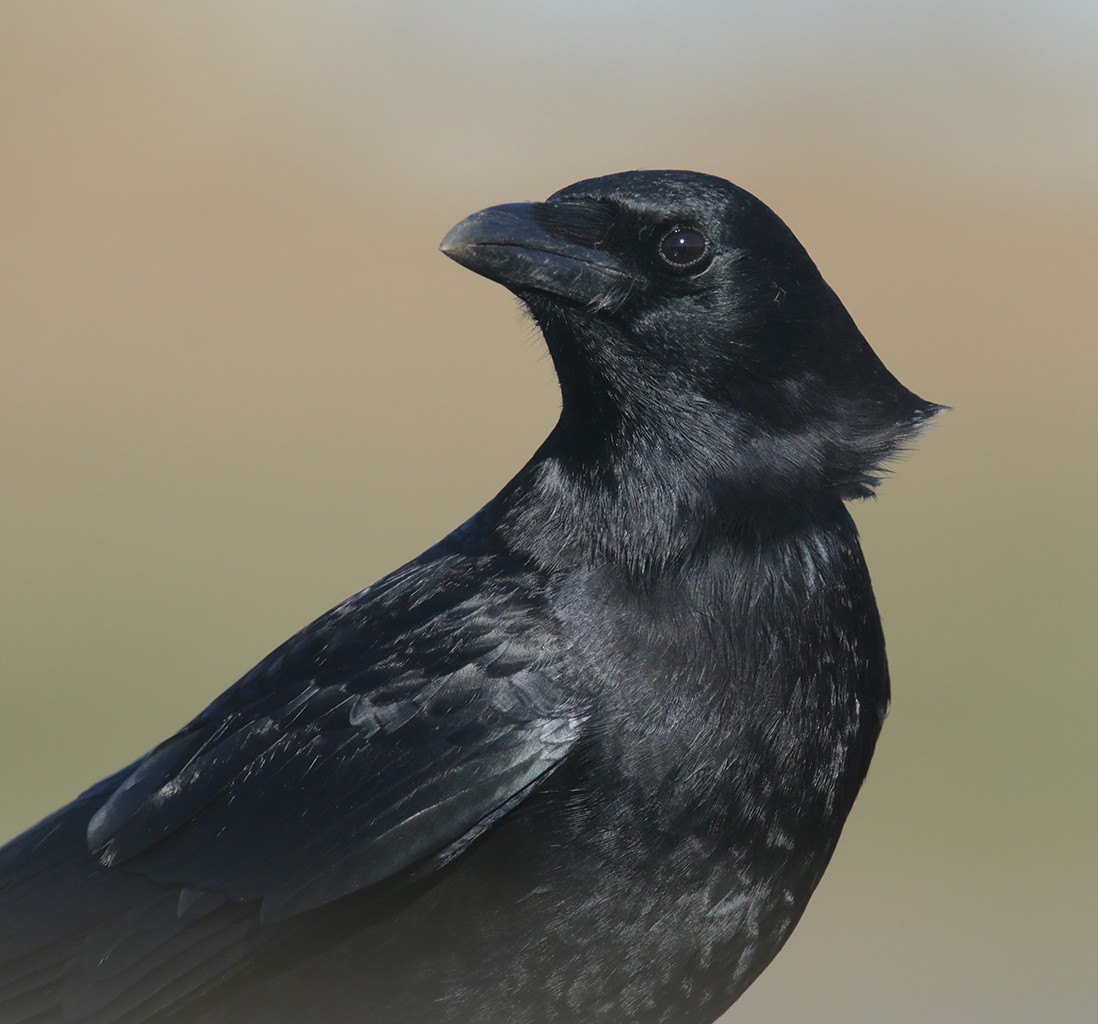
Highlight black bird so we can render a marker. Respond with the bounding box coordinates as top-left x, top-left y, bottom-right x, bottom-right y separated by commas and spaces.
0, 170, 937, 1024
